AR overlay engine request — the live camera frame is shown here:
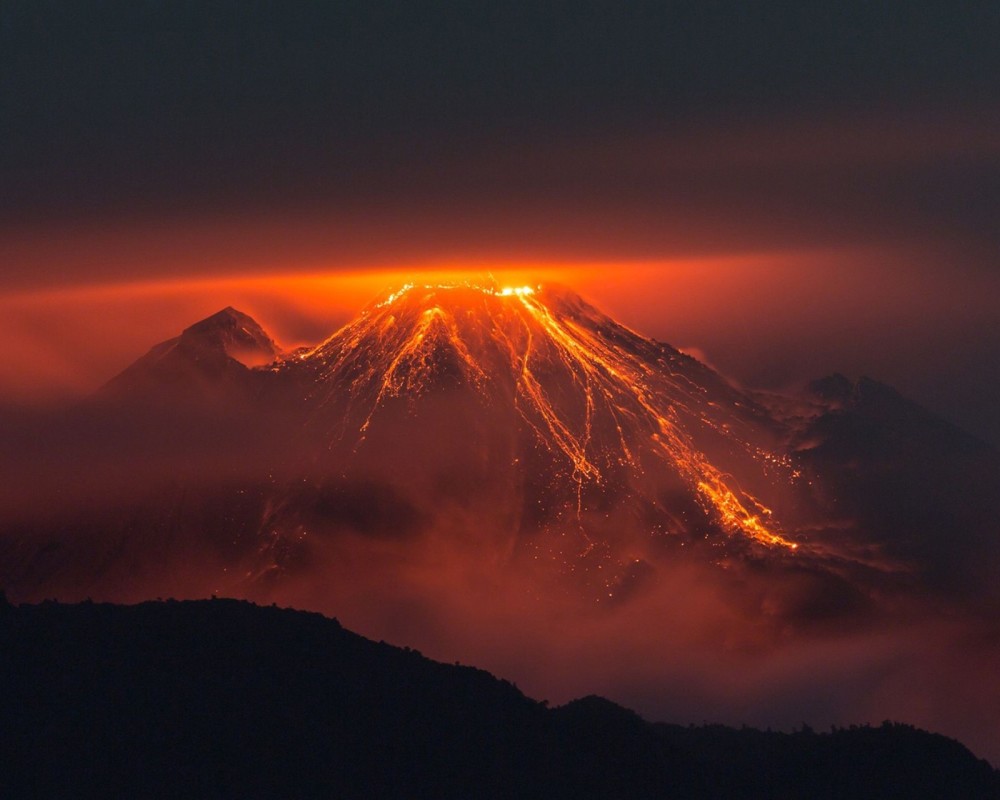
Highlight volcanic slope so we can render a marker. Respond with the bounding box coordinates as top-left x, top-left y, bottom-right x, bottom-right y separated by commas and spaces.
281, 284, 804, 561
